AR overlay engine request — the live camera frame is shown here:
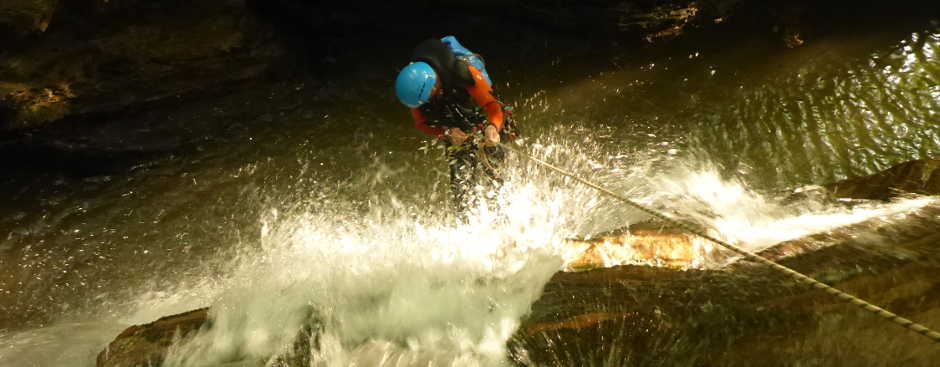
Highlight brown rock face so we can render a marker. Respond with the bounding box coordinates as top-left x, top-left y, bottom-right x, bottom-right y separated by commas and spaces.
97, 308, 208, 367
510, 203, 940, 366
825, 159, 940, 200
0, 0, 58, 36
509, 159, 940, 366
0, 1, 282, 131
0, 81, 74, 128
565, 221, 719, 270
97, 307, 319, 367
